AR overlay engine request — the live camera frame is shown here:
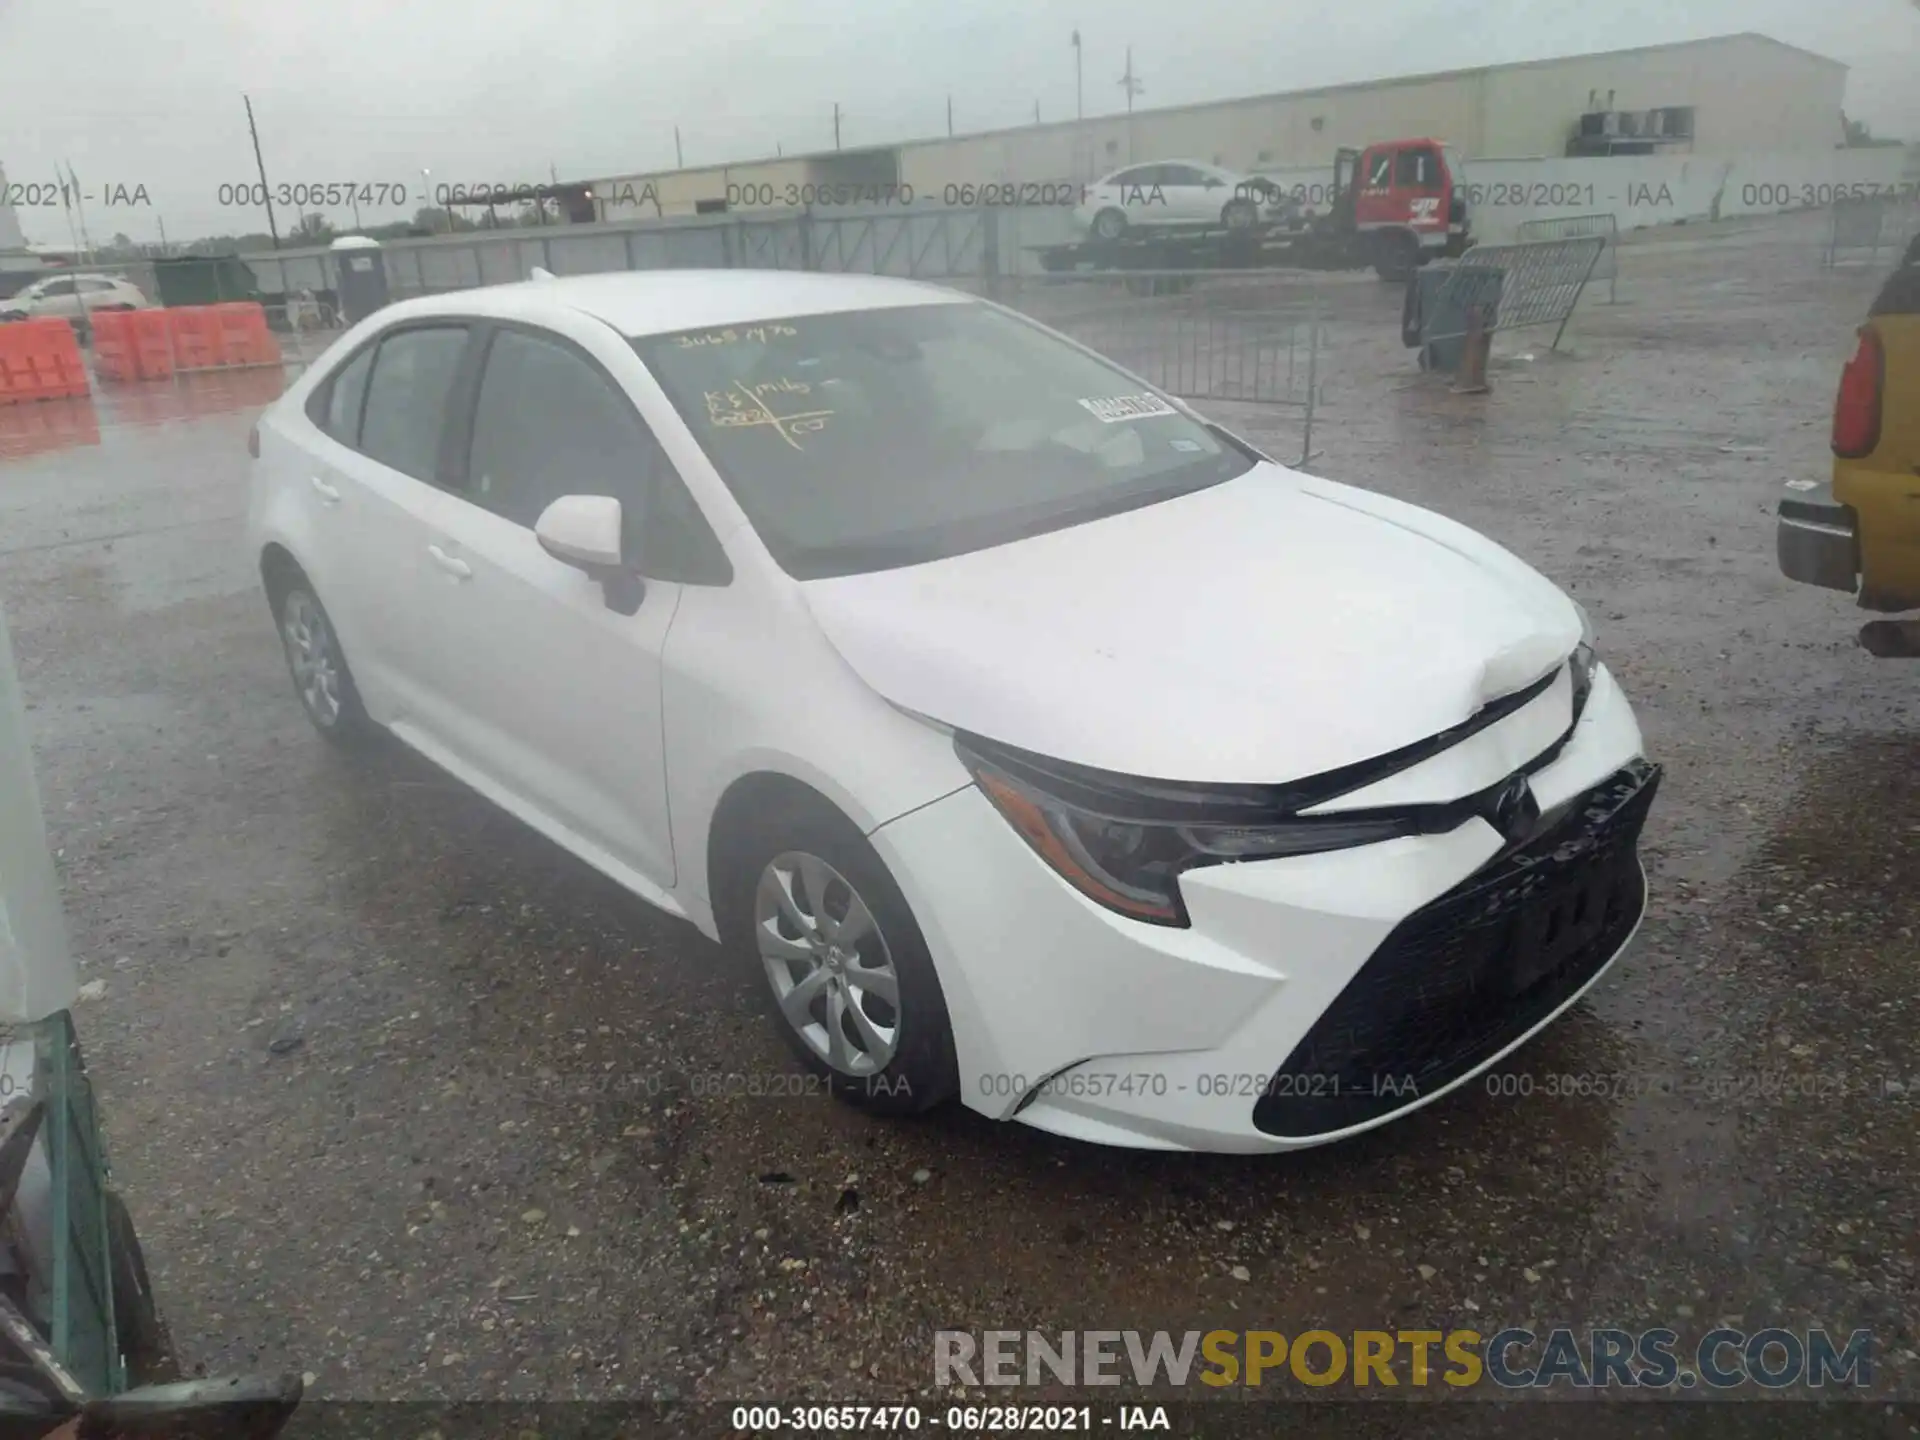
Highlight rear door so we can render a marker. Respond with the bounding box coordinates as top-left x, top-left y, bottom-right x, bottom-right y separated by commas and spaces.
407, 317, 696, 891
312, 322, 476, 724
